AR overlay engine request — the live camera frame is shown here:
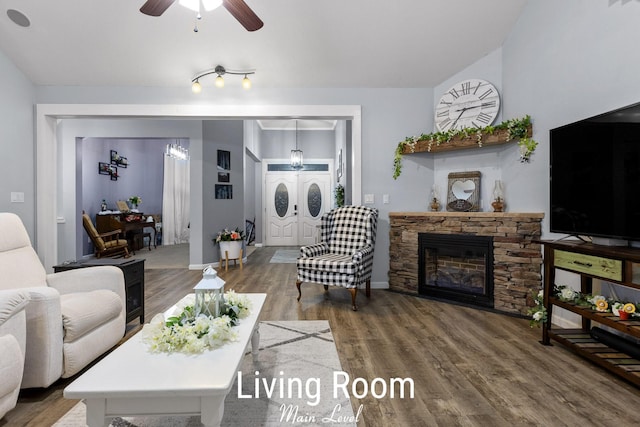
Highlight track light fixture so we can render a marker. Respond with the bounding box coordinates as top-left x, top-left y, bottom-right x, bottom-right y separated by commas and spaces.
191, 65, 255, 93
